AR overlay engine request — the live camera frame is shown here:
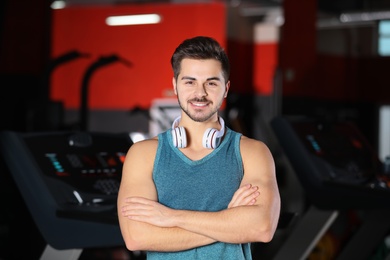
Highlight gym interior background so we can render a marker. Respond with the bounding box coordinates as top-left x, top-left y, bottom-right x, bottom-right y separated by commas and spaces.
1, 0, 390, 259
